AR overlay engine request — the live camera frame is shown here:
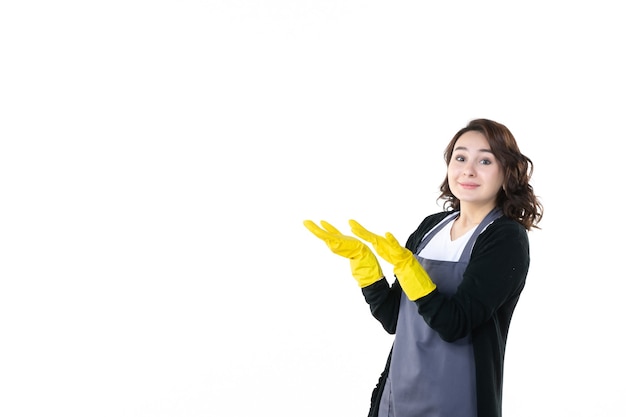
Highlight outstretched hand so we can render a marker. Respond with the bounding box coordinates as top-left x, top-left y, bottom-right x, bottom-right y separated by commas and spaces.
303, 220, 367, 260
303, 220, 384, 288
348, 219, 436, 301
349, 219, 413, 266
